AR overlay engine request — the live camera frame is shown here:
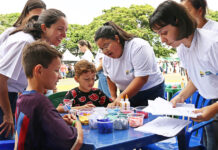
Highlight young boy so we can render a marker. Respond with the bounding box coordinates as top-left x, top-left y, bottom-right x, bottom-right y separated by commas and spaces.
15, 41, 83, 150
57, 60, 112, 112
